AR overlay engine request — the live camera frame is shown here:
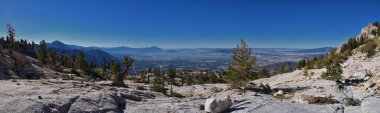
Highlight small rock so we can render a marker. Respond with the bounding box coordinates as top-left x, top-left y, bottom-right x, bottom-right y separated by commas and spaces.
277, 90, 284, 95
363, 76, 370, 81
38, 96, 42, 99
